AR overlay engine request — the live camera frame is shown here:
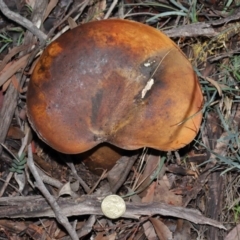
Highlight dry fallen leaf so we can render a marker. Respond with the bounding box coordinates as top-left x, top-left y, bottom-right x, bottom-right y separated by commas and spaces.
142, 221, 158, 240
206, 77, 222, 96
7, 126, 25, 139
11, 74, 24, 93
142, 181, 171, 240
58, 182, 72, 197
0, 219, 28, 233
68, 17, 78, 29
224, 224, 240, 240
2, 77, 11, 92
0, 54, 30, 87
43, 0, 59, 22
142, 182, 156, 203
26, 223, 46, 240
173, 220, 192, 240
137, 154, 165, 197
0, 45, 30, 72
150, 217, 172, 240
154, 175, 182, 206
